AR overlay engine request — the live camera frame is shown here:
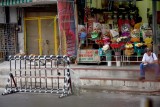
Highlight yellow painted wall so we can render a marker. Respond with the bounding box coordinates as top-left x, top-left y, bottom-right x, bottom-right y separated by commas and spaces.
136, 0, 152, 23
157, 1, 160, 11
86, 0, 102, 8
